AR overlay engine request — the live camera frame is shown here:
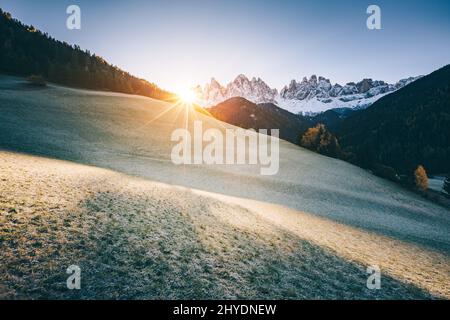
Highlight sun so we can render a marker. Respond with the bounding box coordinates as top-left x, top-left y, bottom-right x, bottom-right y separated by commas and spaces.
176, 87, 197, 104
